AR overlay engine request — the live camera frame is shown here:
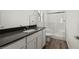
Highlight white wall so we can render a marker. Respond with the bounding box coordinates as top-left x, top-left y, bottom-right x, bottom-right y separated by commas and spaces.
43, 10, 48, 27
0, 10, 34, 29
29, 10, 40, 25
37, 10, 46, 27
66, 10, 79, 48
0, 11, 2, 25
0, 11, 2, 29
0, 10, 46, 29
